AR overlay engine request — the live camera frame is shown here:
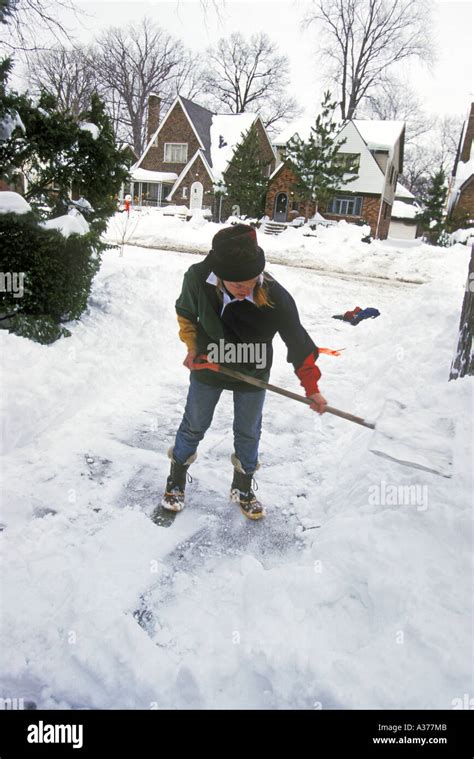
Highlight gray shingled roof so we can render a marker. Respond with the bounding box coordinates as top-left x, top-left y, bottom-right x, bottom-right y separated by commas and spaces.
179, 96, 214, 167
